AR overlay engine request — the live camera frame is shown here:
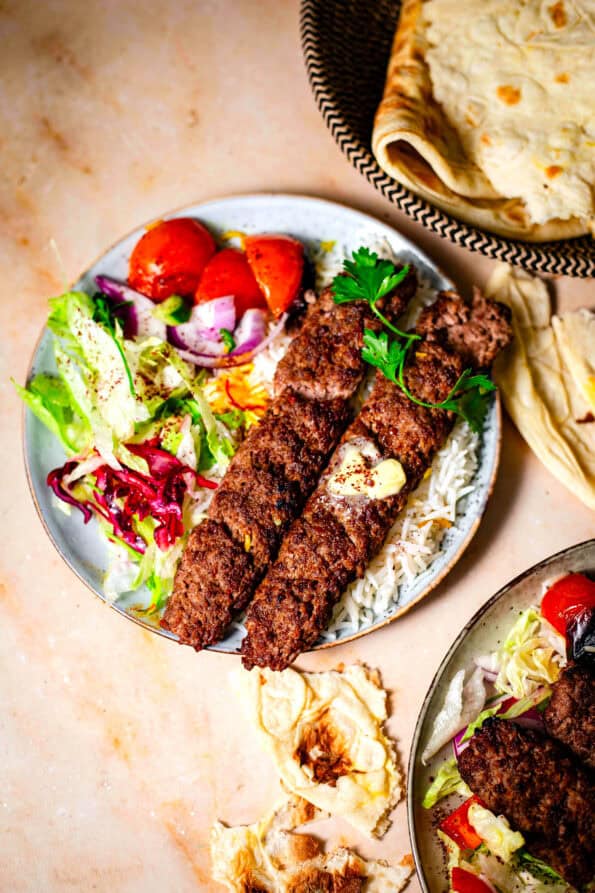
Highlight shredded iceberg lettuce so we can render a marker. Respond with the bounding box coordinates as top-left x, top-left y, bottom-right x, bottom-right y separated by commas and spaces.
495, 608, 565, 699
467, 803, 524, 862
422, 758, 471, 808
153, 343, 235, 467
17, 287, 244, 609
